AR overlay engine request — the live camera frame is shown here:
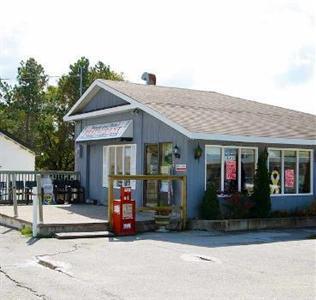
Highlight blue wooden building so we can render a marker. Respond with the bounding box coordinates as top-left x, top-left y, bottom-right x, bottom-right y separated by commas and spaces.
64, 79, 316, 217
